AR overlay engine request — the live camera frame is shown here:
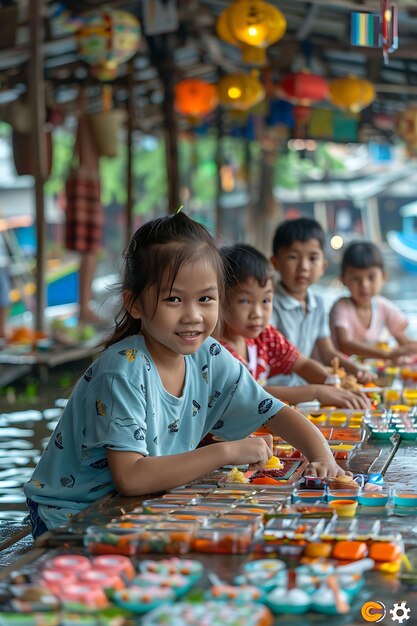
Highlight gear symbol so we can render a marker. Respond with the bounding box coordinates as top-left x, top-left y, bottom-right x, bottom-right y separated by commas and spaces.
390, 602, 411, 623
